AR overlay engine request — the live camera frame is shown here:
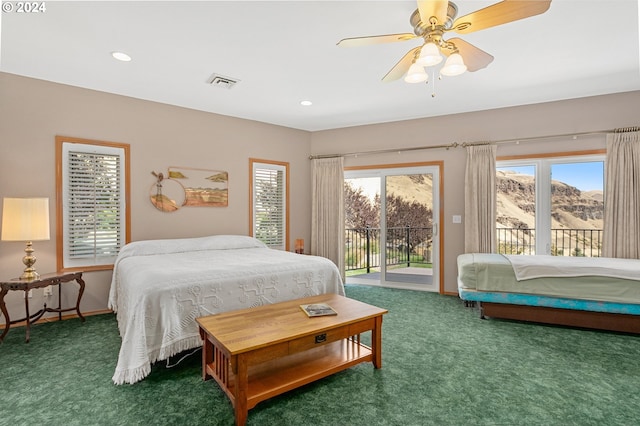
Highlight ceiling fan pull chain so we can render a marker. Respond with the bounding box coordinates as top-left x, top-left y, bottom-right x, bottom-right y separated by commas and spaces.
431, 70, 437, 98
